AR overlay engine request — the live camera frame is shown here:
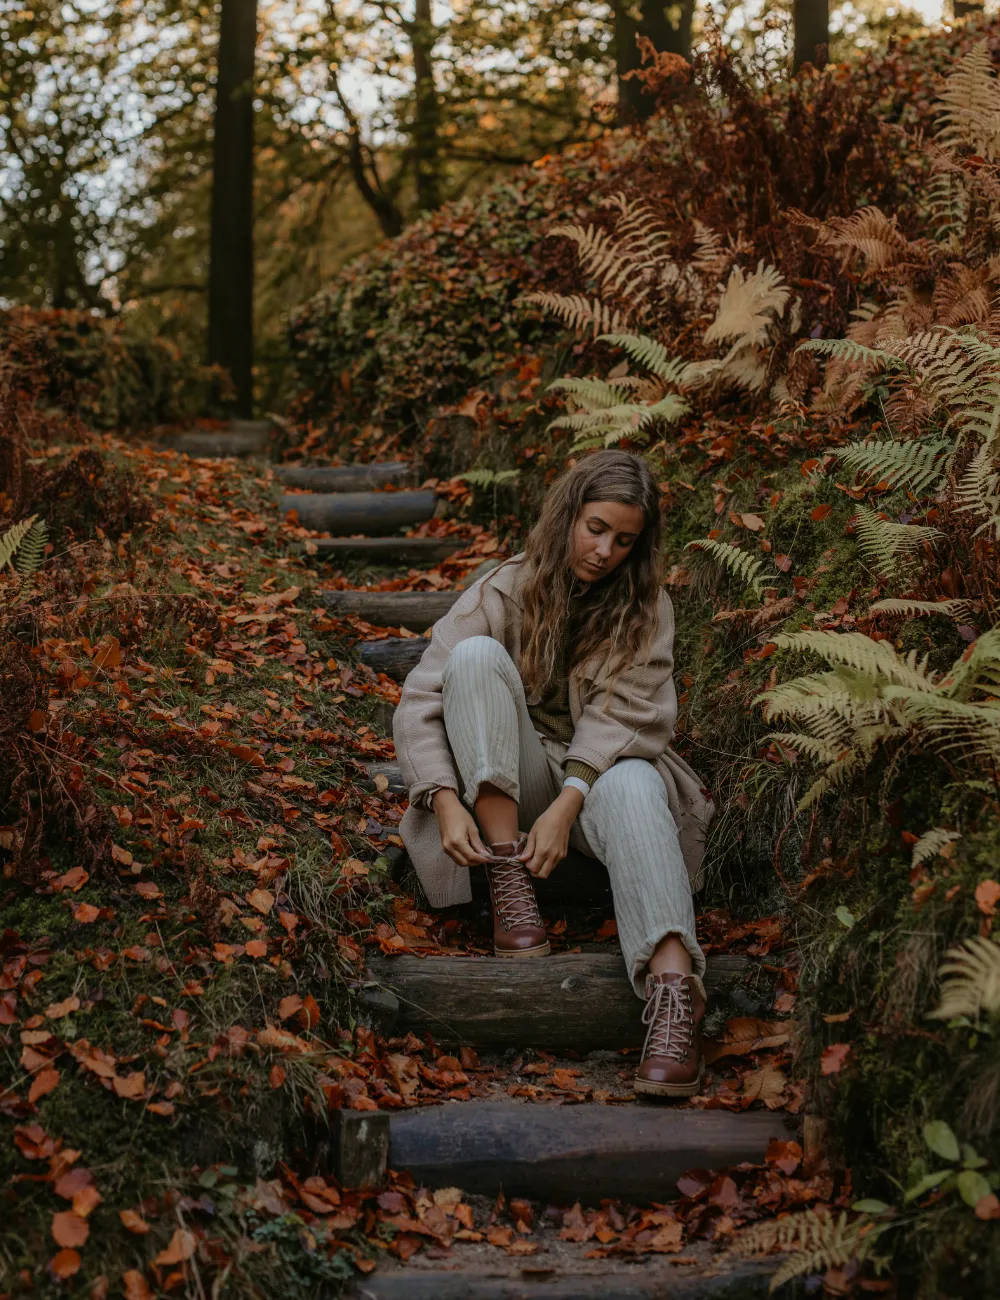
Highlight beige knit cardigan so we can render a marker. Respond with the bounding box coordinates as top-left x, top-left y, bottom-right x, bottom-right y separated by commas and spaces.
392, 555, 715, 907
